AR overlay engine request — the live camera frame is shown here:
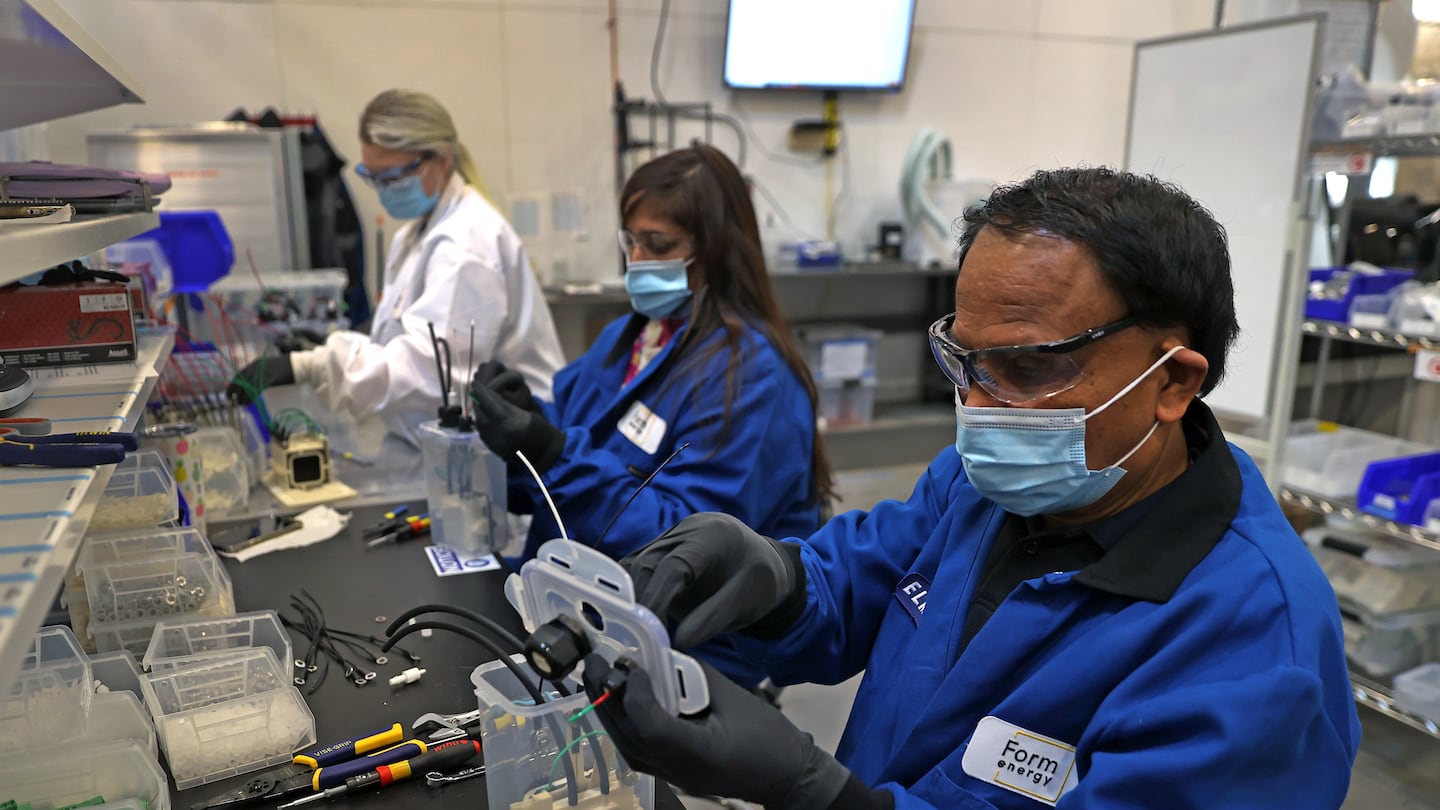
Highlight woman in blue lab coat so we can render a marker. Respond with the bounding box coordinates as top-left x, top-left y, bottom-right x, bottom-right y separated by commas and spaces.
468, 144, 834, 564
